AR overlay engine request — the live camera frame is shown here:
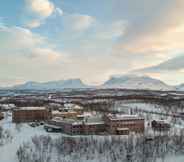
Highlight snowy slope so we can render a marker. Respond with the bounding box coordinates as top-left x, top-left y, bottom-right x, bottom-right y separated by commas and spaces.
12, 79, 88, 90
102, 75, 174, 91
